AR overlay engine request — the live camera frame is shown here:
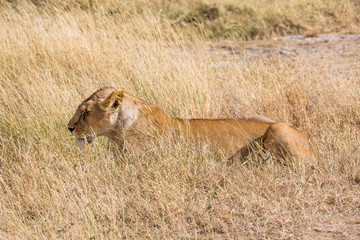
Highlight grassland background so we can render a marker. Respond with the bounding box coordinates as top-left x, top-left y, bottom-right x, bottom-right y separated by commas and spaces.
0, 0, 360, 239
